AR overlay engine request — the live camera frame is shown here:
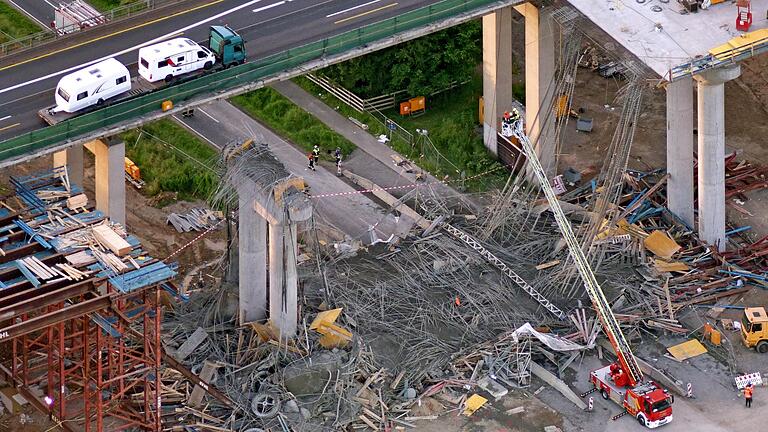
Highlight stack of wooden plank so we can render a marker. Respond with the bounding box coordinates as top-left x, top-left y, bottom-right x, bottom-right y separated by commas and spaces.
66, 194, 88, 211
91, 249, 131, 273
92, 223, 132, 256
15, 257, 91, 284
